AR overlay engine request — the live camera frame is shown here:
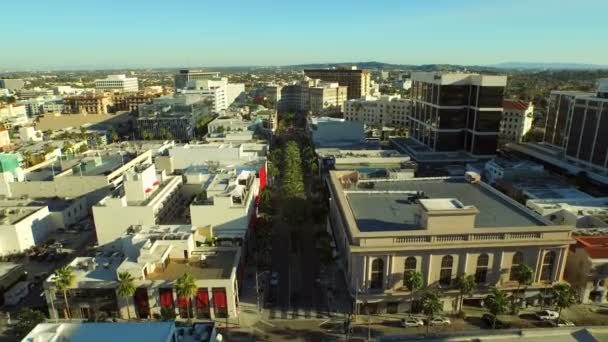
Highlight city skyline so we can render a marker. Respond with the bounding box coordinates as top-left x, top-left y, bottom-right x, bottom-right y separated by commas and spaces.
2, 0, 607, 70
